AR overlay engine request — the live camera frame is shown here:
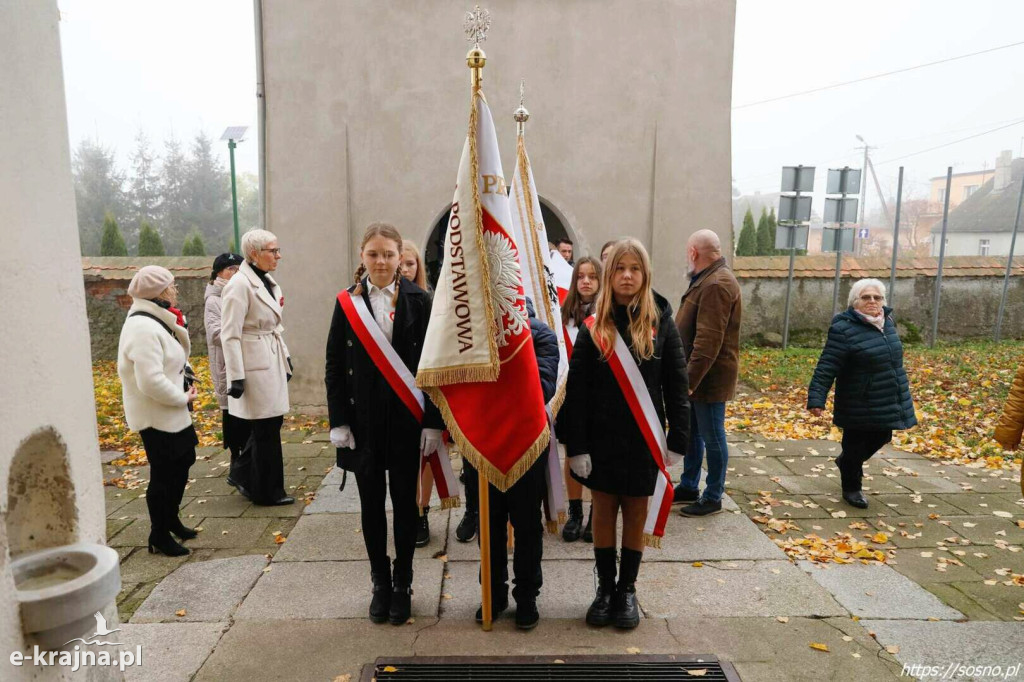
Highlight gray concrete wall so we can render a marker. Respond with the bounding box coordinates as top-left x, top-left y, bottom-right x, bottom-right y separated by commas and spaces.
1, 2, 119, 673
261, 0, 737, 409
739, 274, 1024, 343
